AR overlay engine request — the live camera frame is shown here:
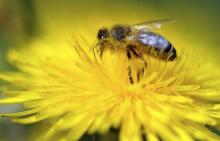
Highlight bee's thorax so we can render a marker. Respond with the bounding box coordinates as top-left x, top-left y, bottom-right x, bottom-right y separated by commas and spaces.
111, 25, 131, 41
